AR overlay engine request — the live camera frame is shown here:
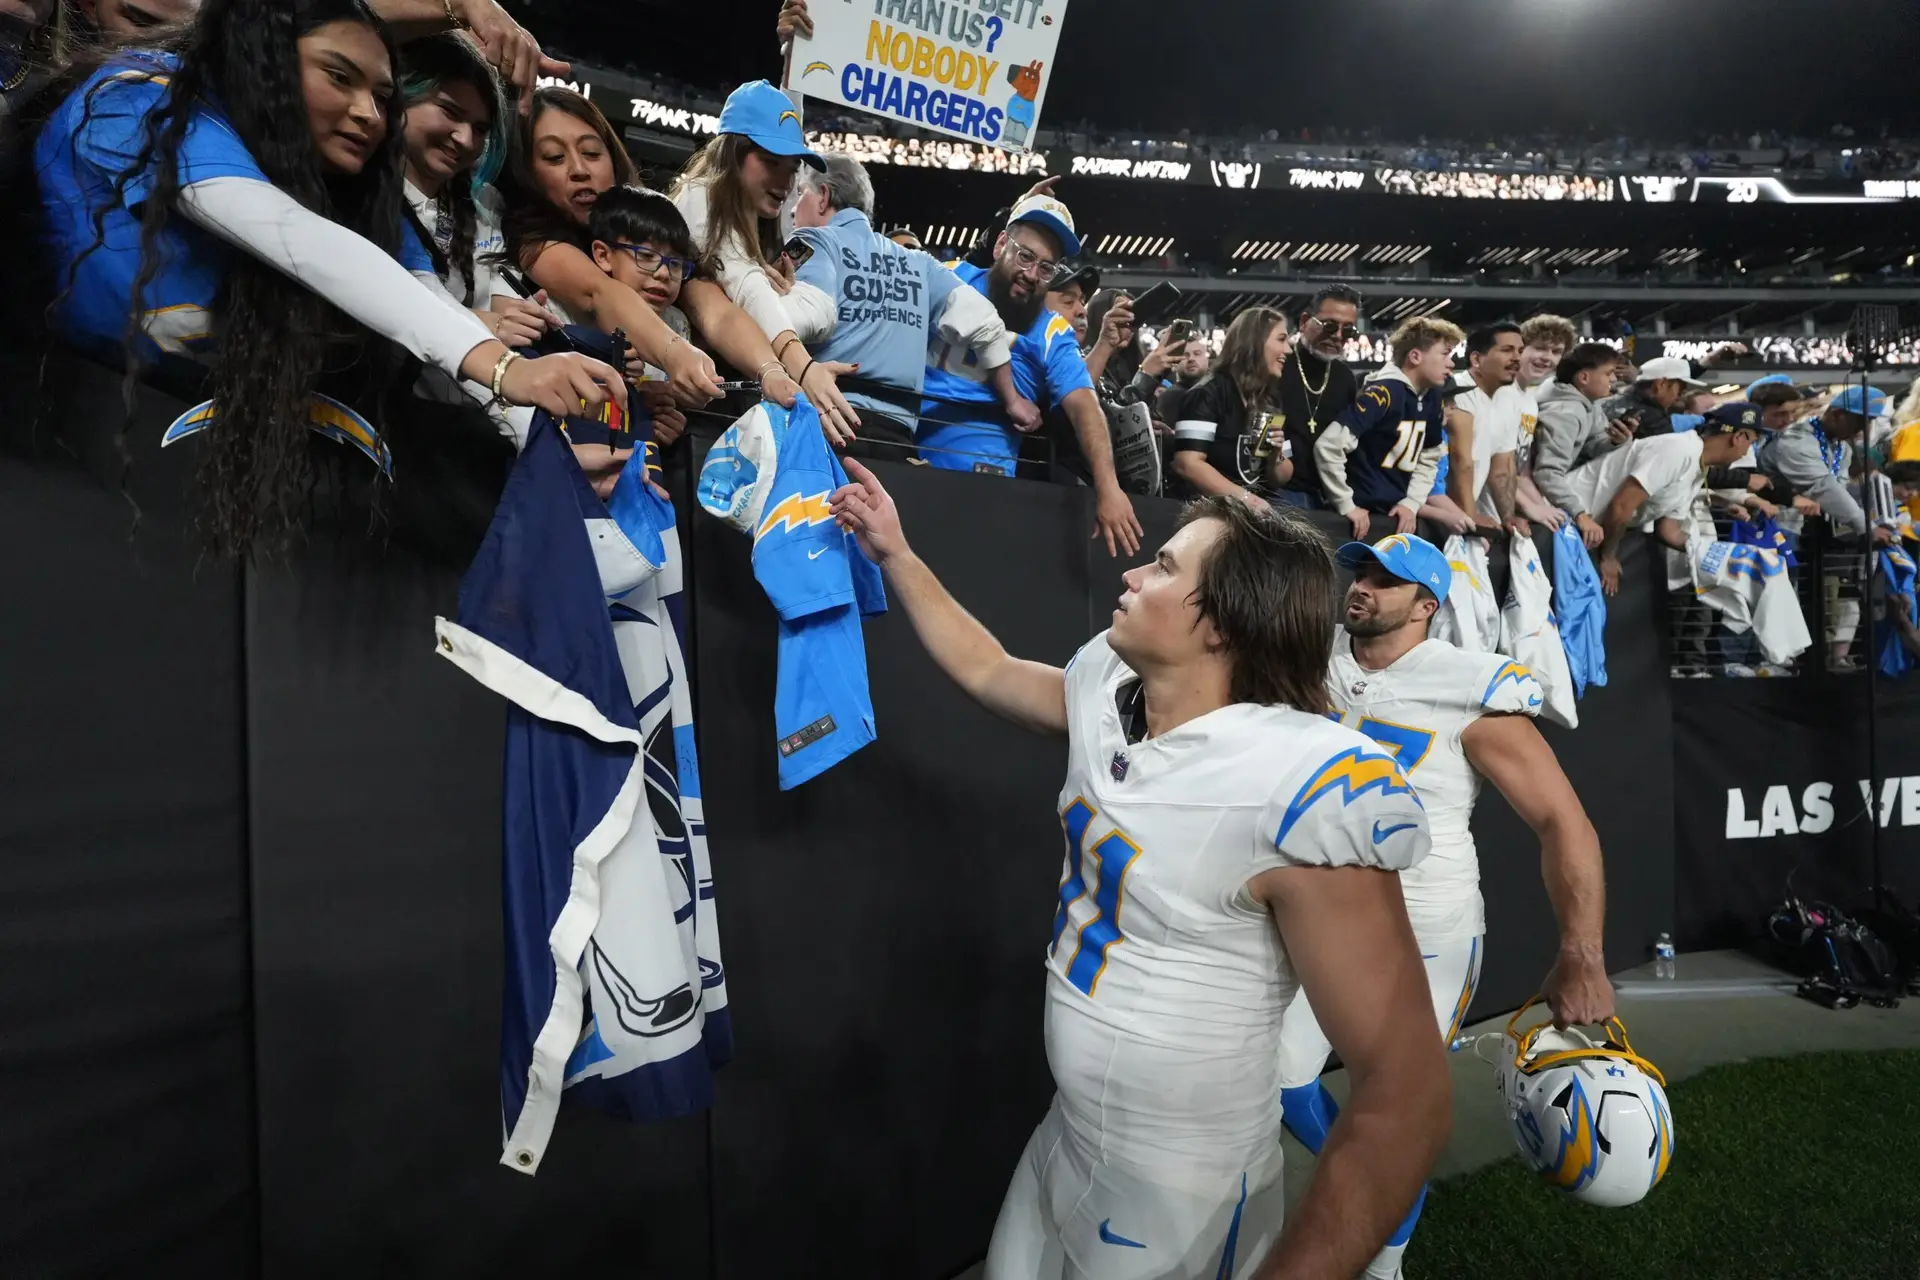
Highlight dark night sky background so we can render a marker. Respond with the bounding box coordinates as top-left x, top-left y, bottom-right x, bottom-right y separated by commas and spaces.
518, 0, 1920, 140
